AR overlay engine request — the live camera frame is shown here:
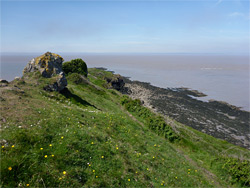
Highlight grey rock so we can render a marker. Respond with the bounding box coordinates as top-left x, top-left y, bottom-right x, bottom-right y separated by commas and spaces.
23, 52, 67, 91
0, 83, 8, 87
105, 74, 125, 91
0, 79, 8, 84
